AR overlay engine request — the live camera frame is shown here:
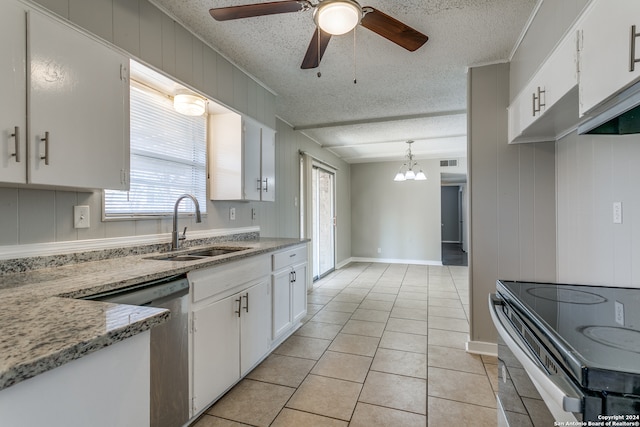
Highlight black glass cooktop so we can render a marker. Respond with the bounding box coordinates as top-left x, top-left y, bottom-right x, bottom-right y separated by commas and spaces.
497, 280, 640, 394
